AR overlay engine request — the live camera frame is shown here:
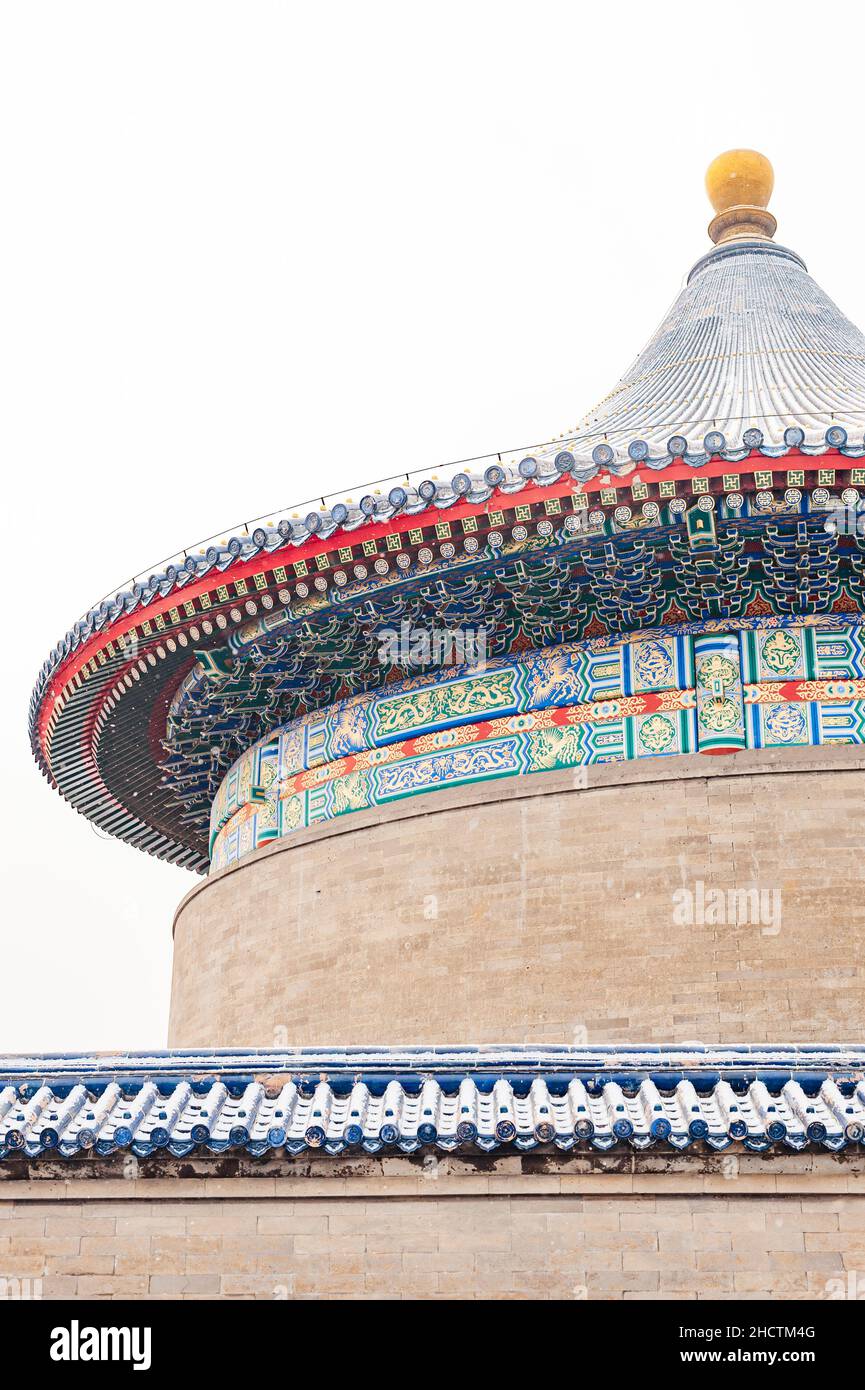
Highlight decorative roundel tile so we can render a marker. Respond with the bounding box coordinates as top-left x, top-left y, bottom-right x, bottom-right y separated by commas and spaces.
697, 652, 738, 692
696, 495, 715, 512
638, 713, 676, 754
418, 547, 434, 564
245, 599, 258, 613
487, 531, 503, 547
230, 608, 243, 623
216, 613, 228, 629
352, 565, 367, 580
755, 491, 774, 508
511, 525, 528, 541
425, 728, 459, 748
505, 713, 537, 732
189, 626, 200, 641
614, 506, 632, 523
842, 488, 860, 505
166, 638, 176, 653
668, 497, 687, 515
642, 501, 660, 520
201, 622, 213, 637
464, 535, 479, 553
811, 488, 830, 506
439, 542, 455, 559
536, 519, 553, 537
563, 514, 580, 531
761, 628, 800, 675
333, 572, 347, 587
177, 631, 188, 647
314, 576, 328, 590
589, 510, 605, 525
396, 552, 412, 569
278, 589, 291, 604
764, 702, 807, 743
261, 594, 273, 609
725, 493, 743, 510
373, 558, 389, 575
698, 697, 740, 733
296, 582, 309, 597
784, 488, 802, 506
